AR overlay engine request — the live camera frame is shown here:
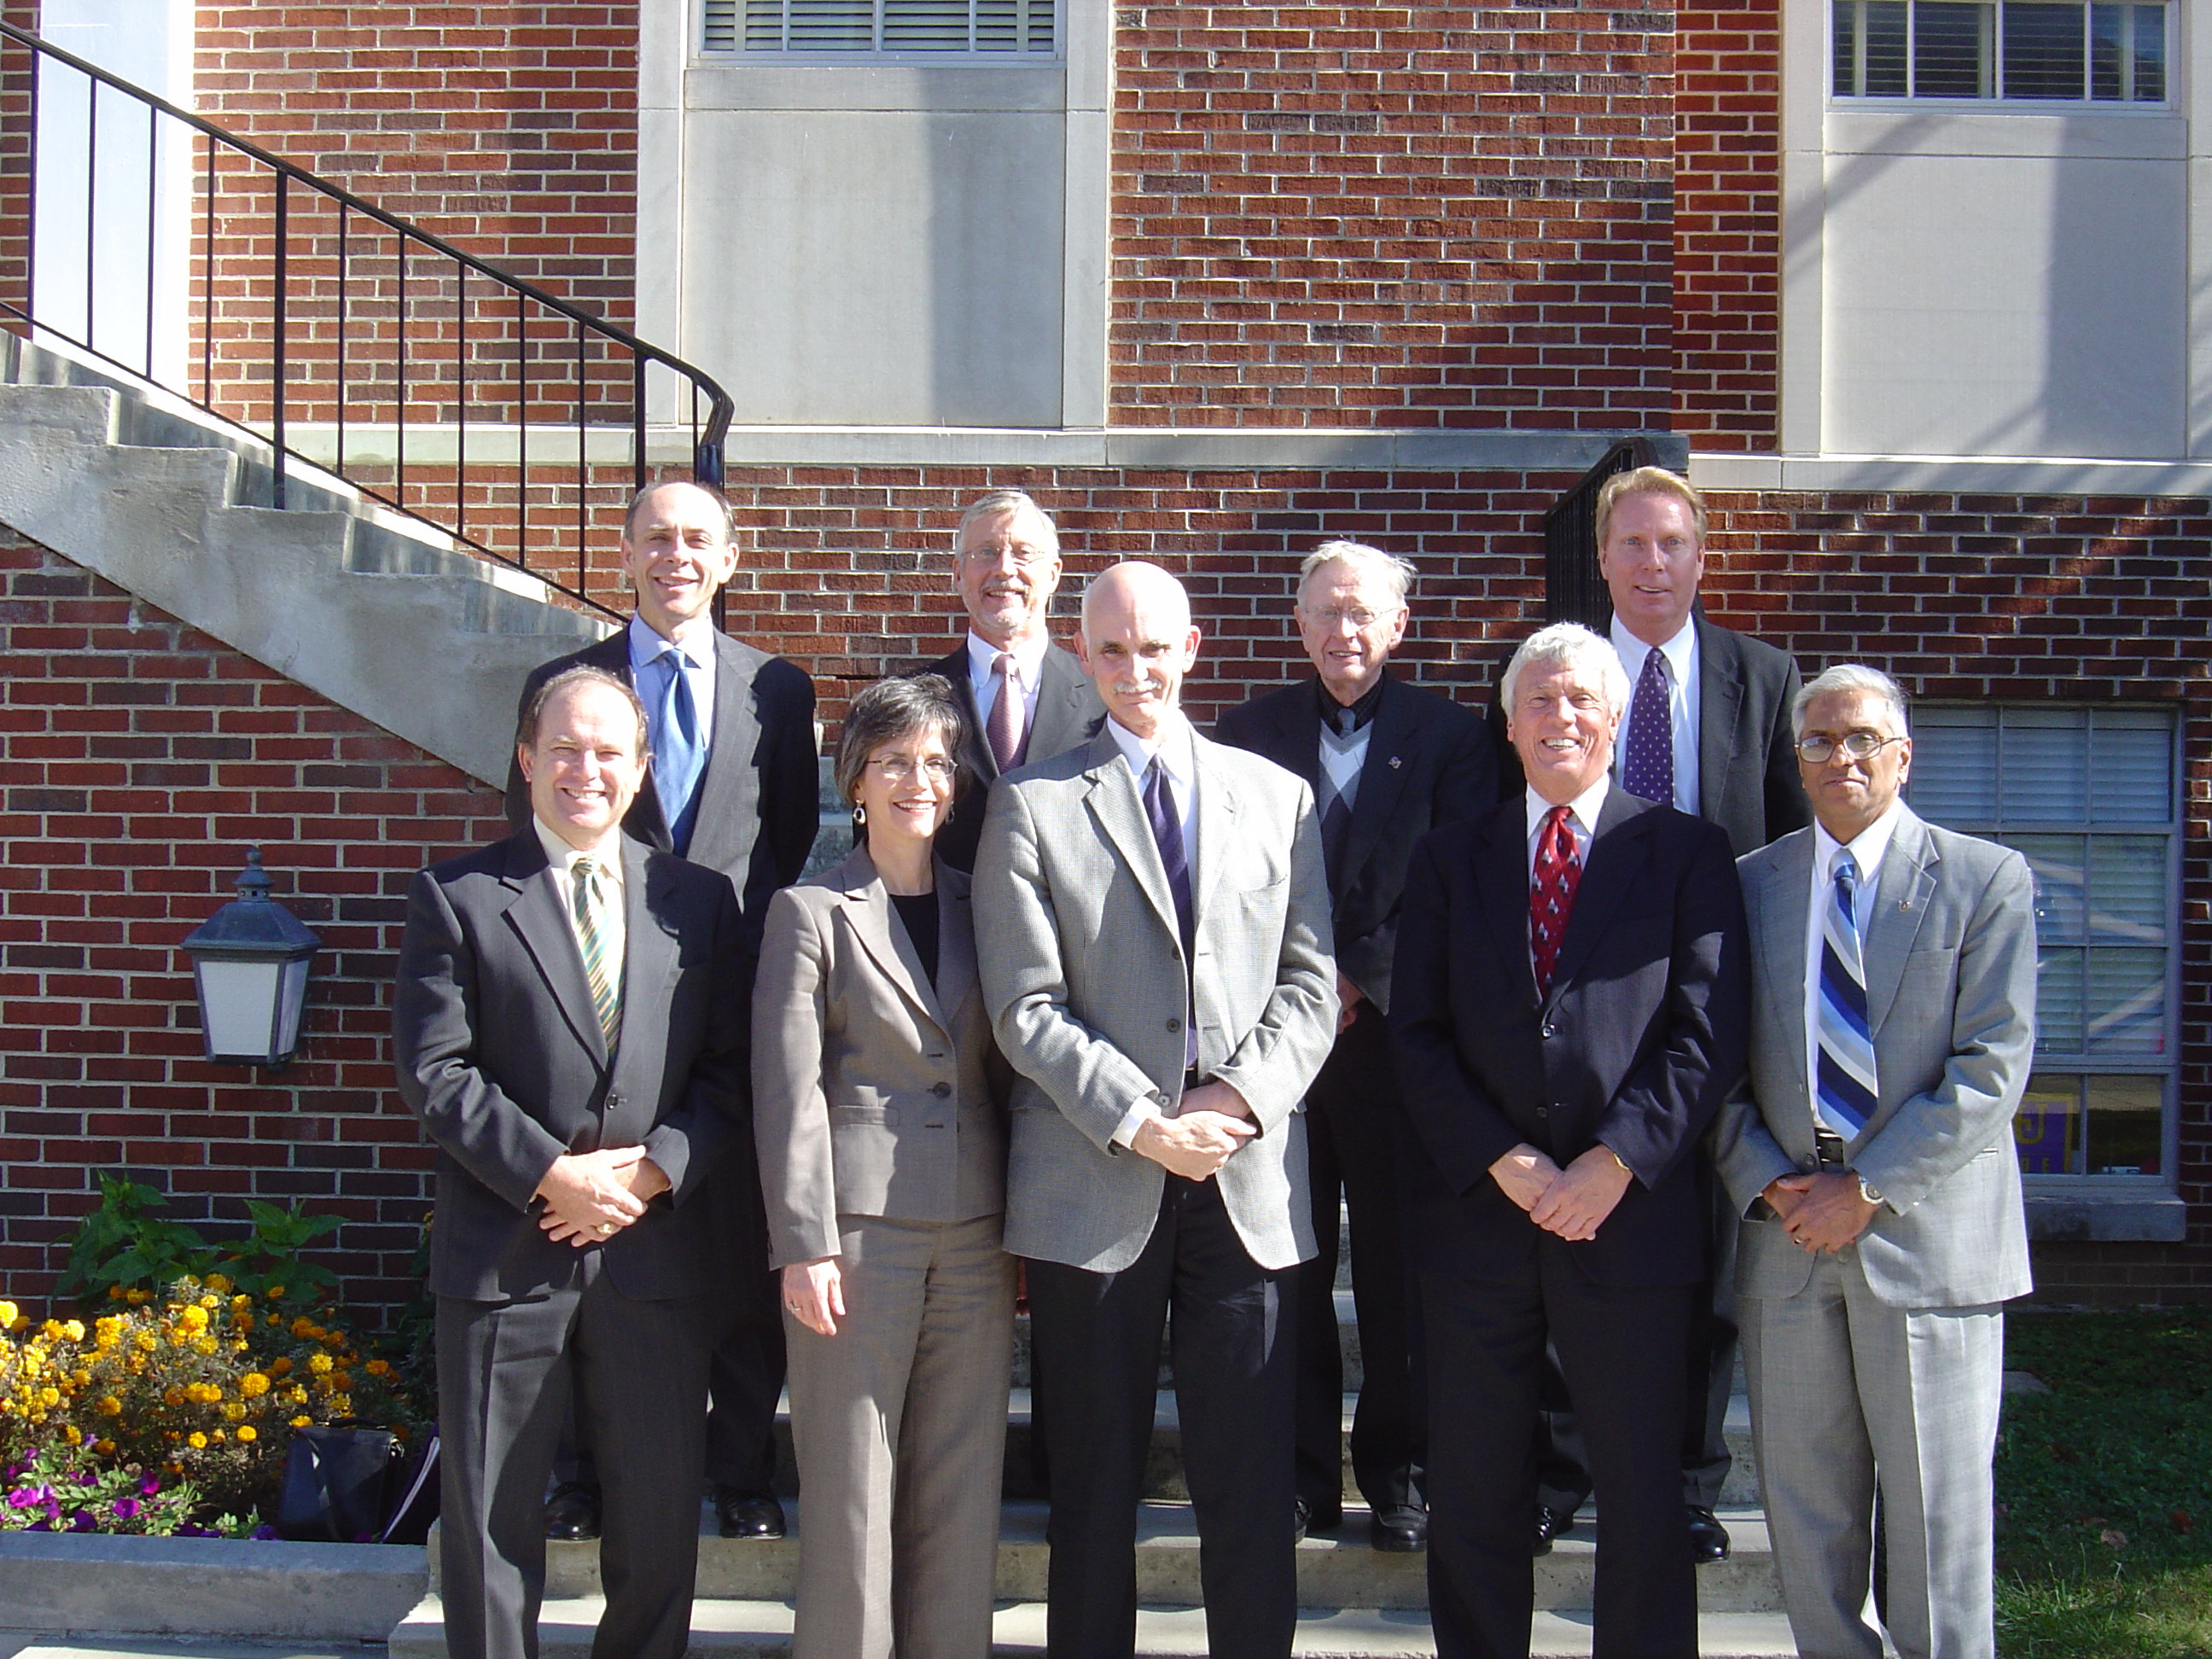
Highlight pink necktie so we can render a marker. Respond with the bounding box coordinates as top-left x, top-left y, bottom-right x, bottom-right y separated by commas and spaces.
987, 653, 1024, 771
